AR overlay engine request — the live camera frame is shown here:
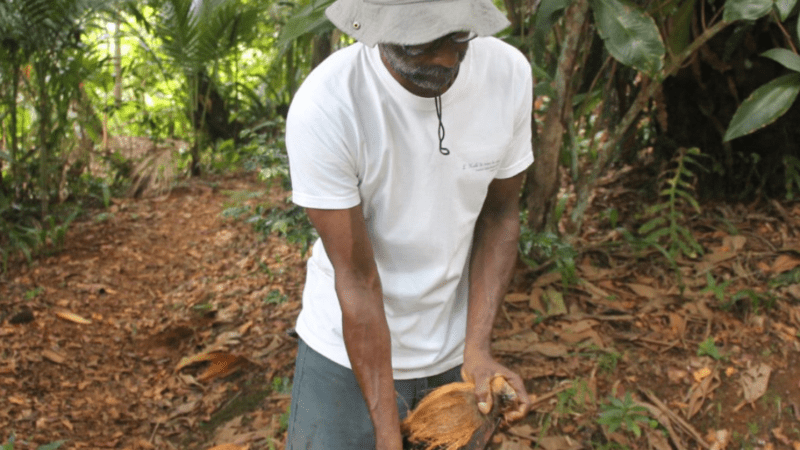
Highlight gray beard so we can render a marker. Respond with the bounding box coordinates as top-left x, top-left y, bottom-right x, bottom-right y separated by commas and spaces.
379, 44, 466, 94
